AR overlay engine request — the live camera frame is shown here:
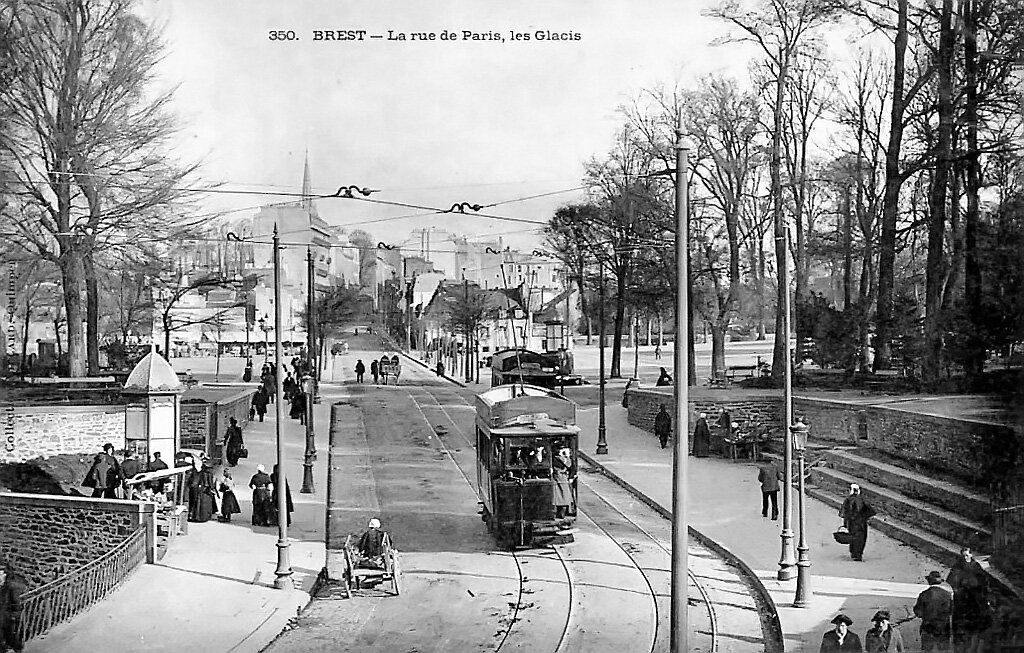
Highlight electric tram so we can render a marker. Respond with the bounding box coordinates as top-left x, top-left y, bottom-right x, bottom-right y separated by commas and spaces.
475, 384, 579, 549
489, 348, 560, 388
